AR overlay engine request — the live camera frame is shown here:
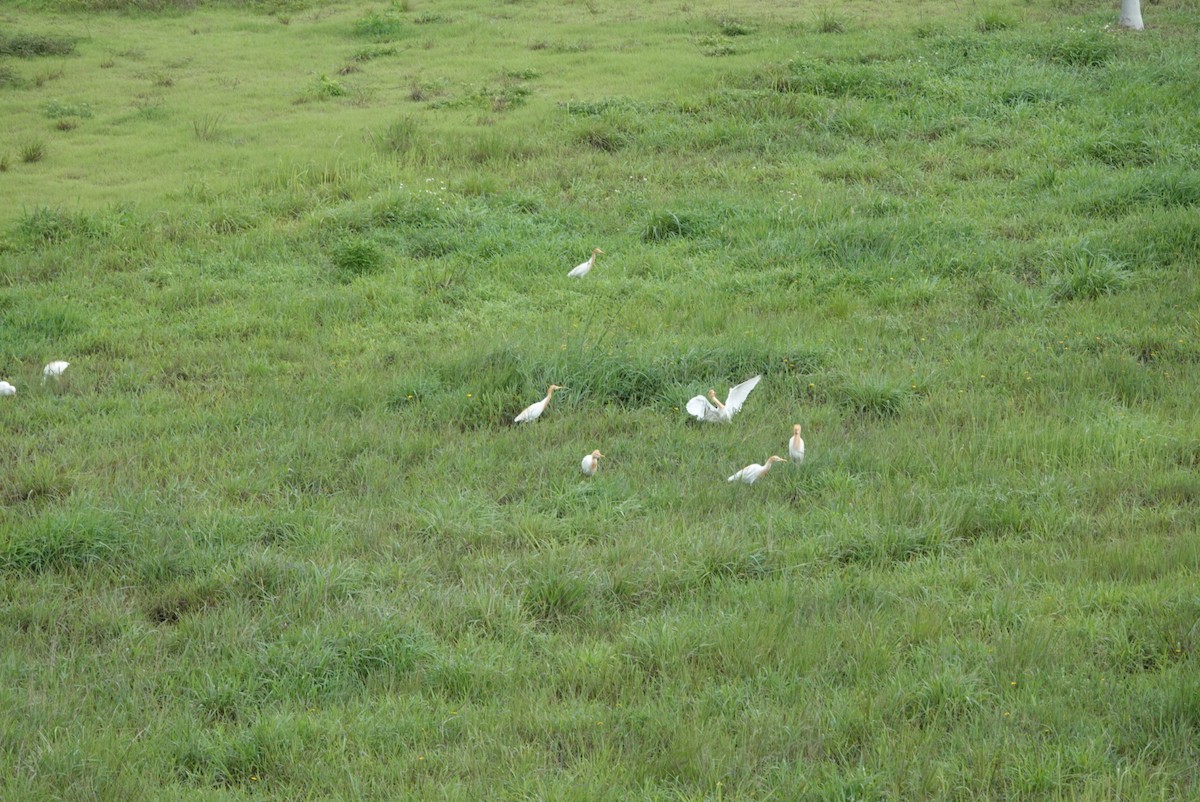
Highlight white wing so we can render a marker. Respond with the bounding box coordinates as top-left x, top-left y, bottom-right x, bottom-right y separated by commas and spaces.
728, 463, 761, 483
686, 394, 722, 422
723, 375, 761, 416
514, 400, 544, 423
567, 261, 590, 278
